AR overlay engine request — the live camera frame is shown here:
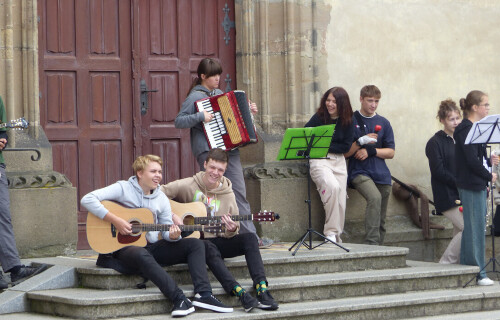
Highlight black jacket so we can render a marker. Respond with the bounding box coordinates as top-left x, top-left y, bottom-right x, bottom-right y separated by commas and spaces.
304, 113, 355, 154
454, 119, 492, 191
425, 130, 459, 213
